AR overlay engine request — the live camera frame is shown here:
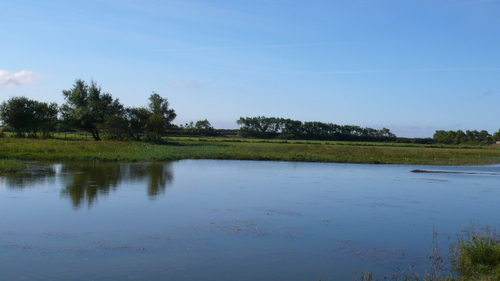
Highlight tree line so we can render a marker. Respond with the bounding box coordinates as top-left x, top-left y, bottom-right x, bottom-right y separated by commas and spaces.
2, 79, 498, 144
0, 79, 177, 141
236, 116, 397, 141
433, 129, 500, 145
